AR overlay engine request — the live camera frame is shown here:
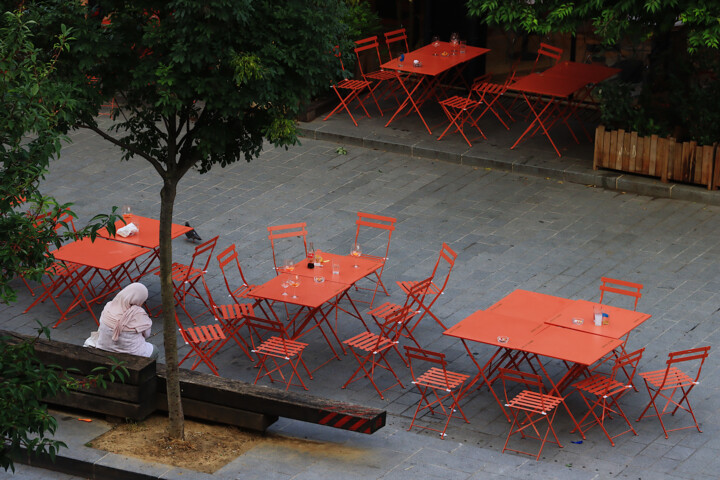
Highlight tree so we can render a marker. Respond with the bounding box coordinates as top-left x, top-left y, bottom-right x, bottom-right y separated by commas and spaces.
30, 0, 347, 439
0, 9, 117, 304
465, 0, 720, 53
